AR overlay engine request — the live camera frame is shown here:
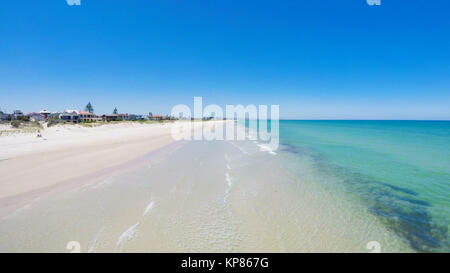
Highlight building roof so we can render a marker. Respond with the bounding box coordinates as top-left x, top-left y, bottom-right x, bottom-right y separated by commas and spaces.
64, 109, 80, 114
79, 111, 95, 115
